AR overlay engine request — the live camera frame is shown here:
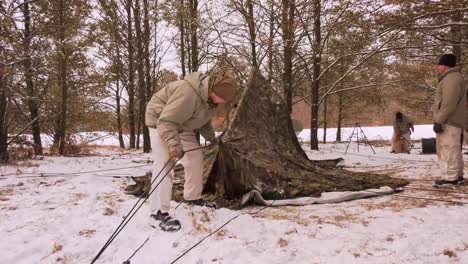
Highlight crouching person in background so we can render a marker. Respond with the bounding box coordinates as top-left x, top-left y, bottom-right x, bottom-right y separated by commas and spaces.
391, 112, 414, 153
145, 72, 238, 231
